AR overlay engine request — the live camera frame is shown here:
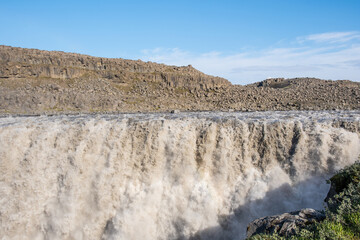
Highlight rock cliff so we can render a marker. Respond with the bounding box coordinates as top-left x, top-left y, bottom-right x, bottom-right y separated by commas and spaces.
0, 45, 359, 114
0, 45, 230, 90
